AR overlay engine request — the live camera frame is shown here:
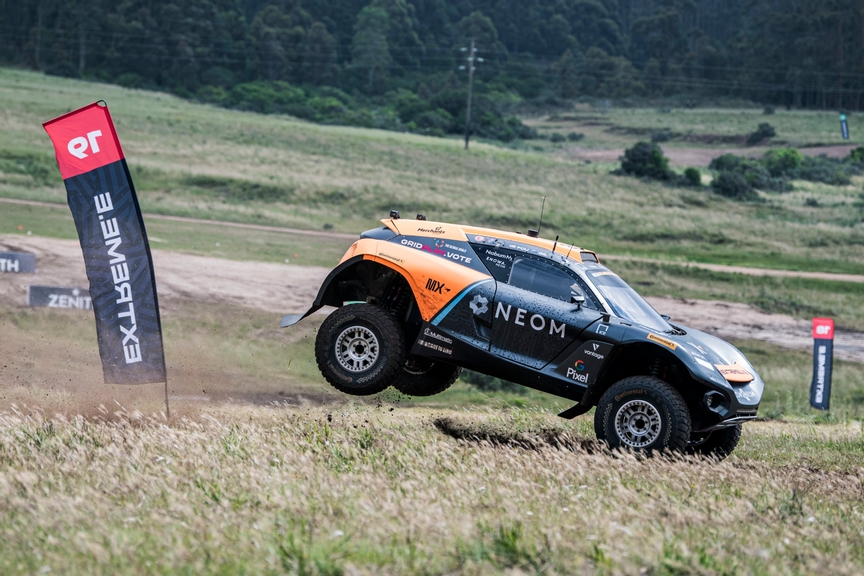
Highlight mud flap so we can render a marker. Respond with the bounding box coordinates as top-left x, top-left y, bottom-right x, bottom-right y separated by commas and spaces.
557, 403, 592, 419
280, 305, 321, 328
